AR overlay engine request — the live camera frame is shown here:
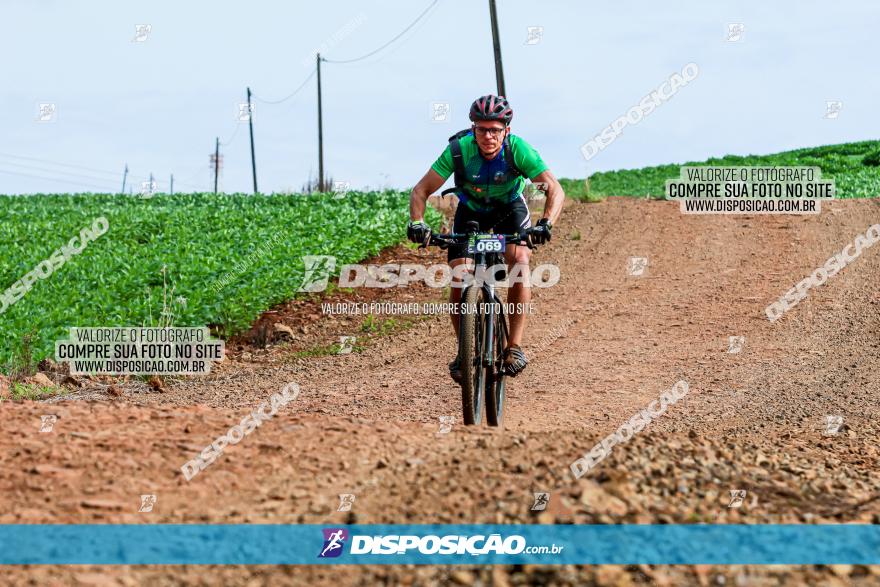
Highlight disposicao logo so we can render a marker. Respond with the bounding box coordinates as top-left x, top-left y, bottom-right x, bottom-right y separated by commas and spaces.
317, 530, 563, 558
318, 528, 348, 558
